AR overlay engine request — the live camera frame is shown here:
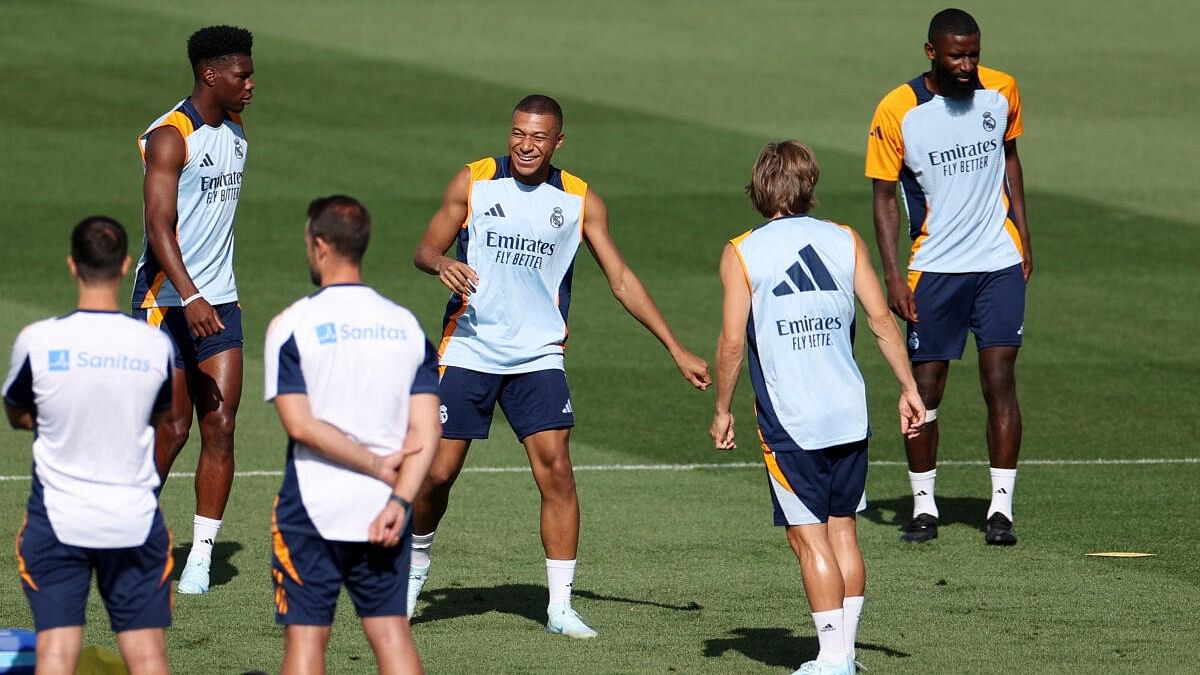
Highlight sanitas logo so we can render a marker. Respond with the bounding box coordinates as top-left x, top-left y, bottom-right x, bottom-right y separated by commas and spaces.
318, 322, 406, 344
48, 350, 70, 371
75, 351, 152, 372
